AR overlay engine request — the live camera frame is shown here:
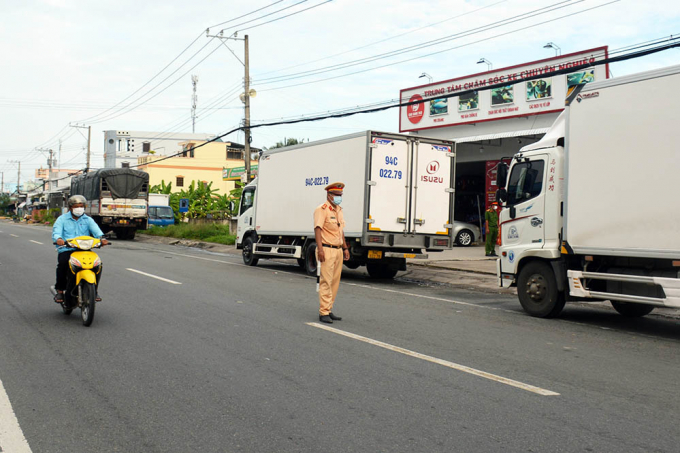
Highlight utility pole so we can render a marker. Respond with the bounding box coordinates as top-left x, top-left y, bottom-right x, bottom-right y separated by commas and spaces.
69, 123, 92, 172
1, 172, 4, 193
8, 160, 20, 193
36, 147, 55, 191
191, 75, 199, 133
206, 30, 255, 182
